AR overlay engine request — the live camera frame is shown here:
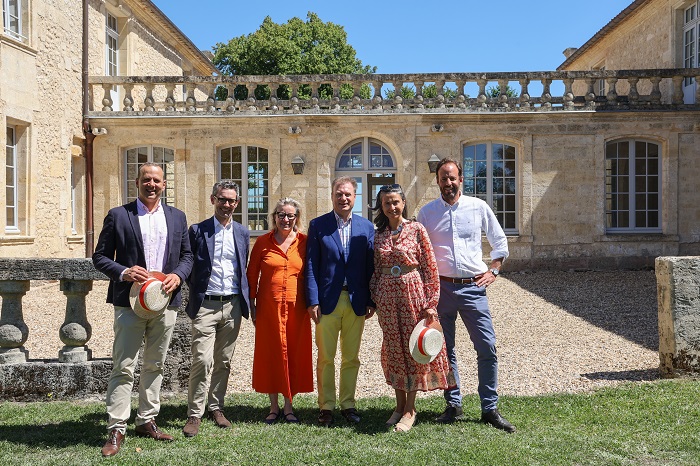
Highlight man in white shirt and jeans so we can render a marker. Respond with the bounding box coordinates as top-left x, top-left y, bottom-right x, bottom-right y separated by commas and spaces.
417, 157, 515, 433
